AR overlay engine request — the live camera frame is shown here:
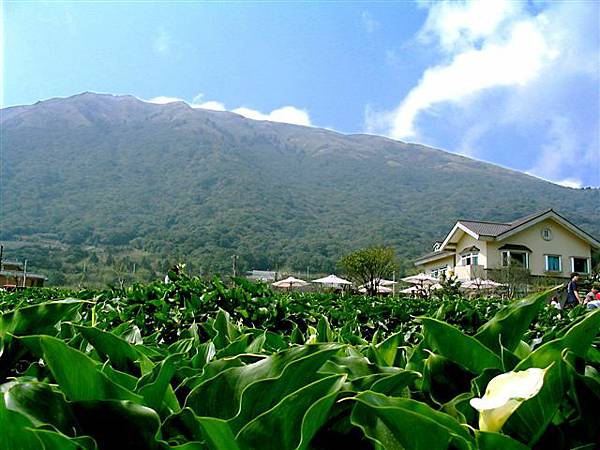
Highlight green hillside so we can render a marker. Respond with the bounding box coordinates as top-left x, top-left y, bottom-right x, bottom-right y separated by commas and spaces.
1, 93, 598, 285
